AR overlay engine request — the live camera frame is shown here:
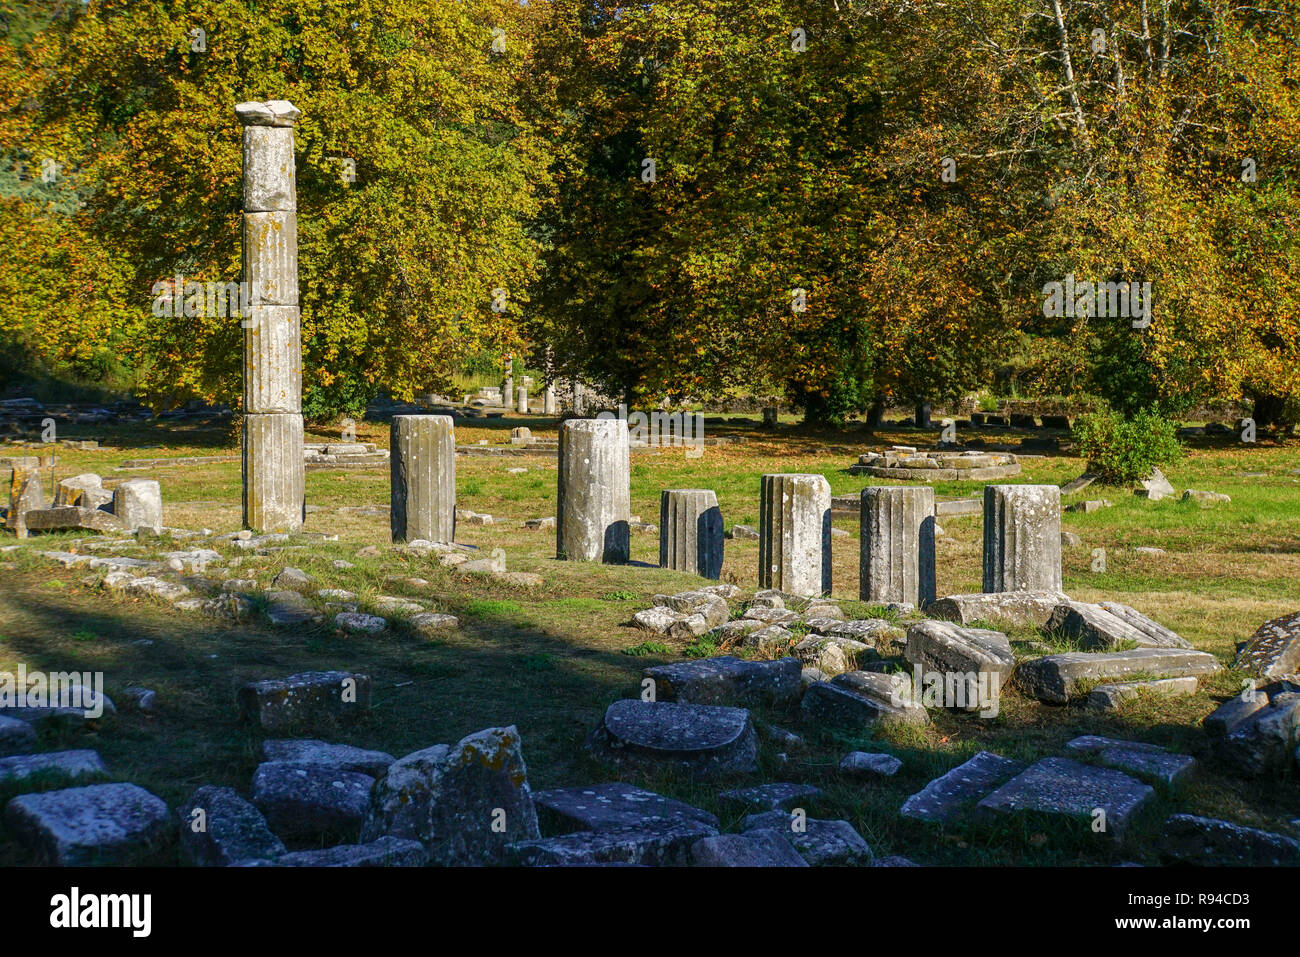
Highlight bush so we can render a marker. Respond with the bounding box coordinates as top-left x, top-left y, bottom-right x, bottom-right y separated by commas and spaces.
1073, 407, 1183, 484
